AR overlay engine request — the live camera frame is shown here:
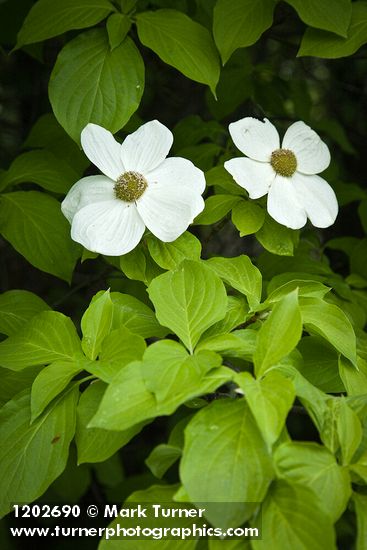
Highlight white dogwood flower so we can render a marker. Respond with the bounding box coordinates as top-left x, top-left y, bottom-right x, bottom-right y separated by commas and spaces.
224, 117, 338, 229
61, 120, 205, 255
